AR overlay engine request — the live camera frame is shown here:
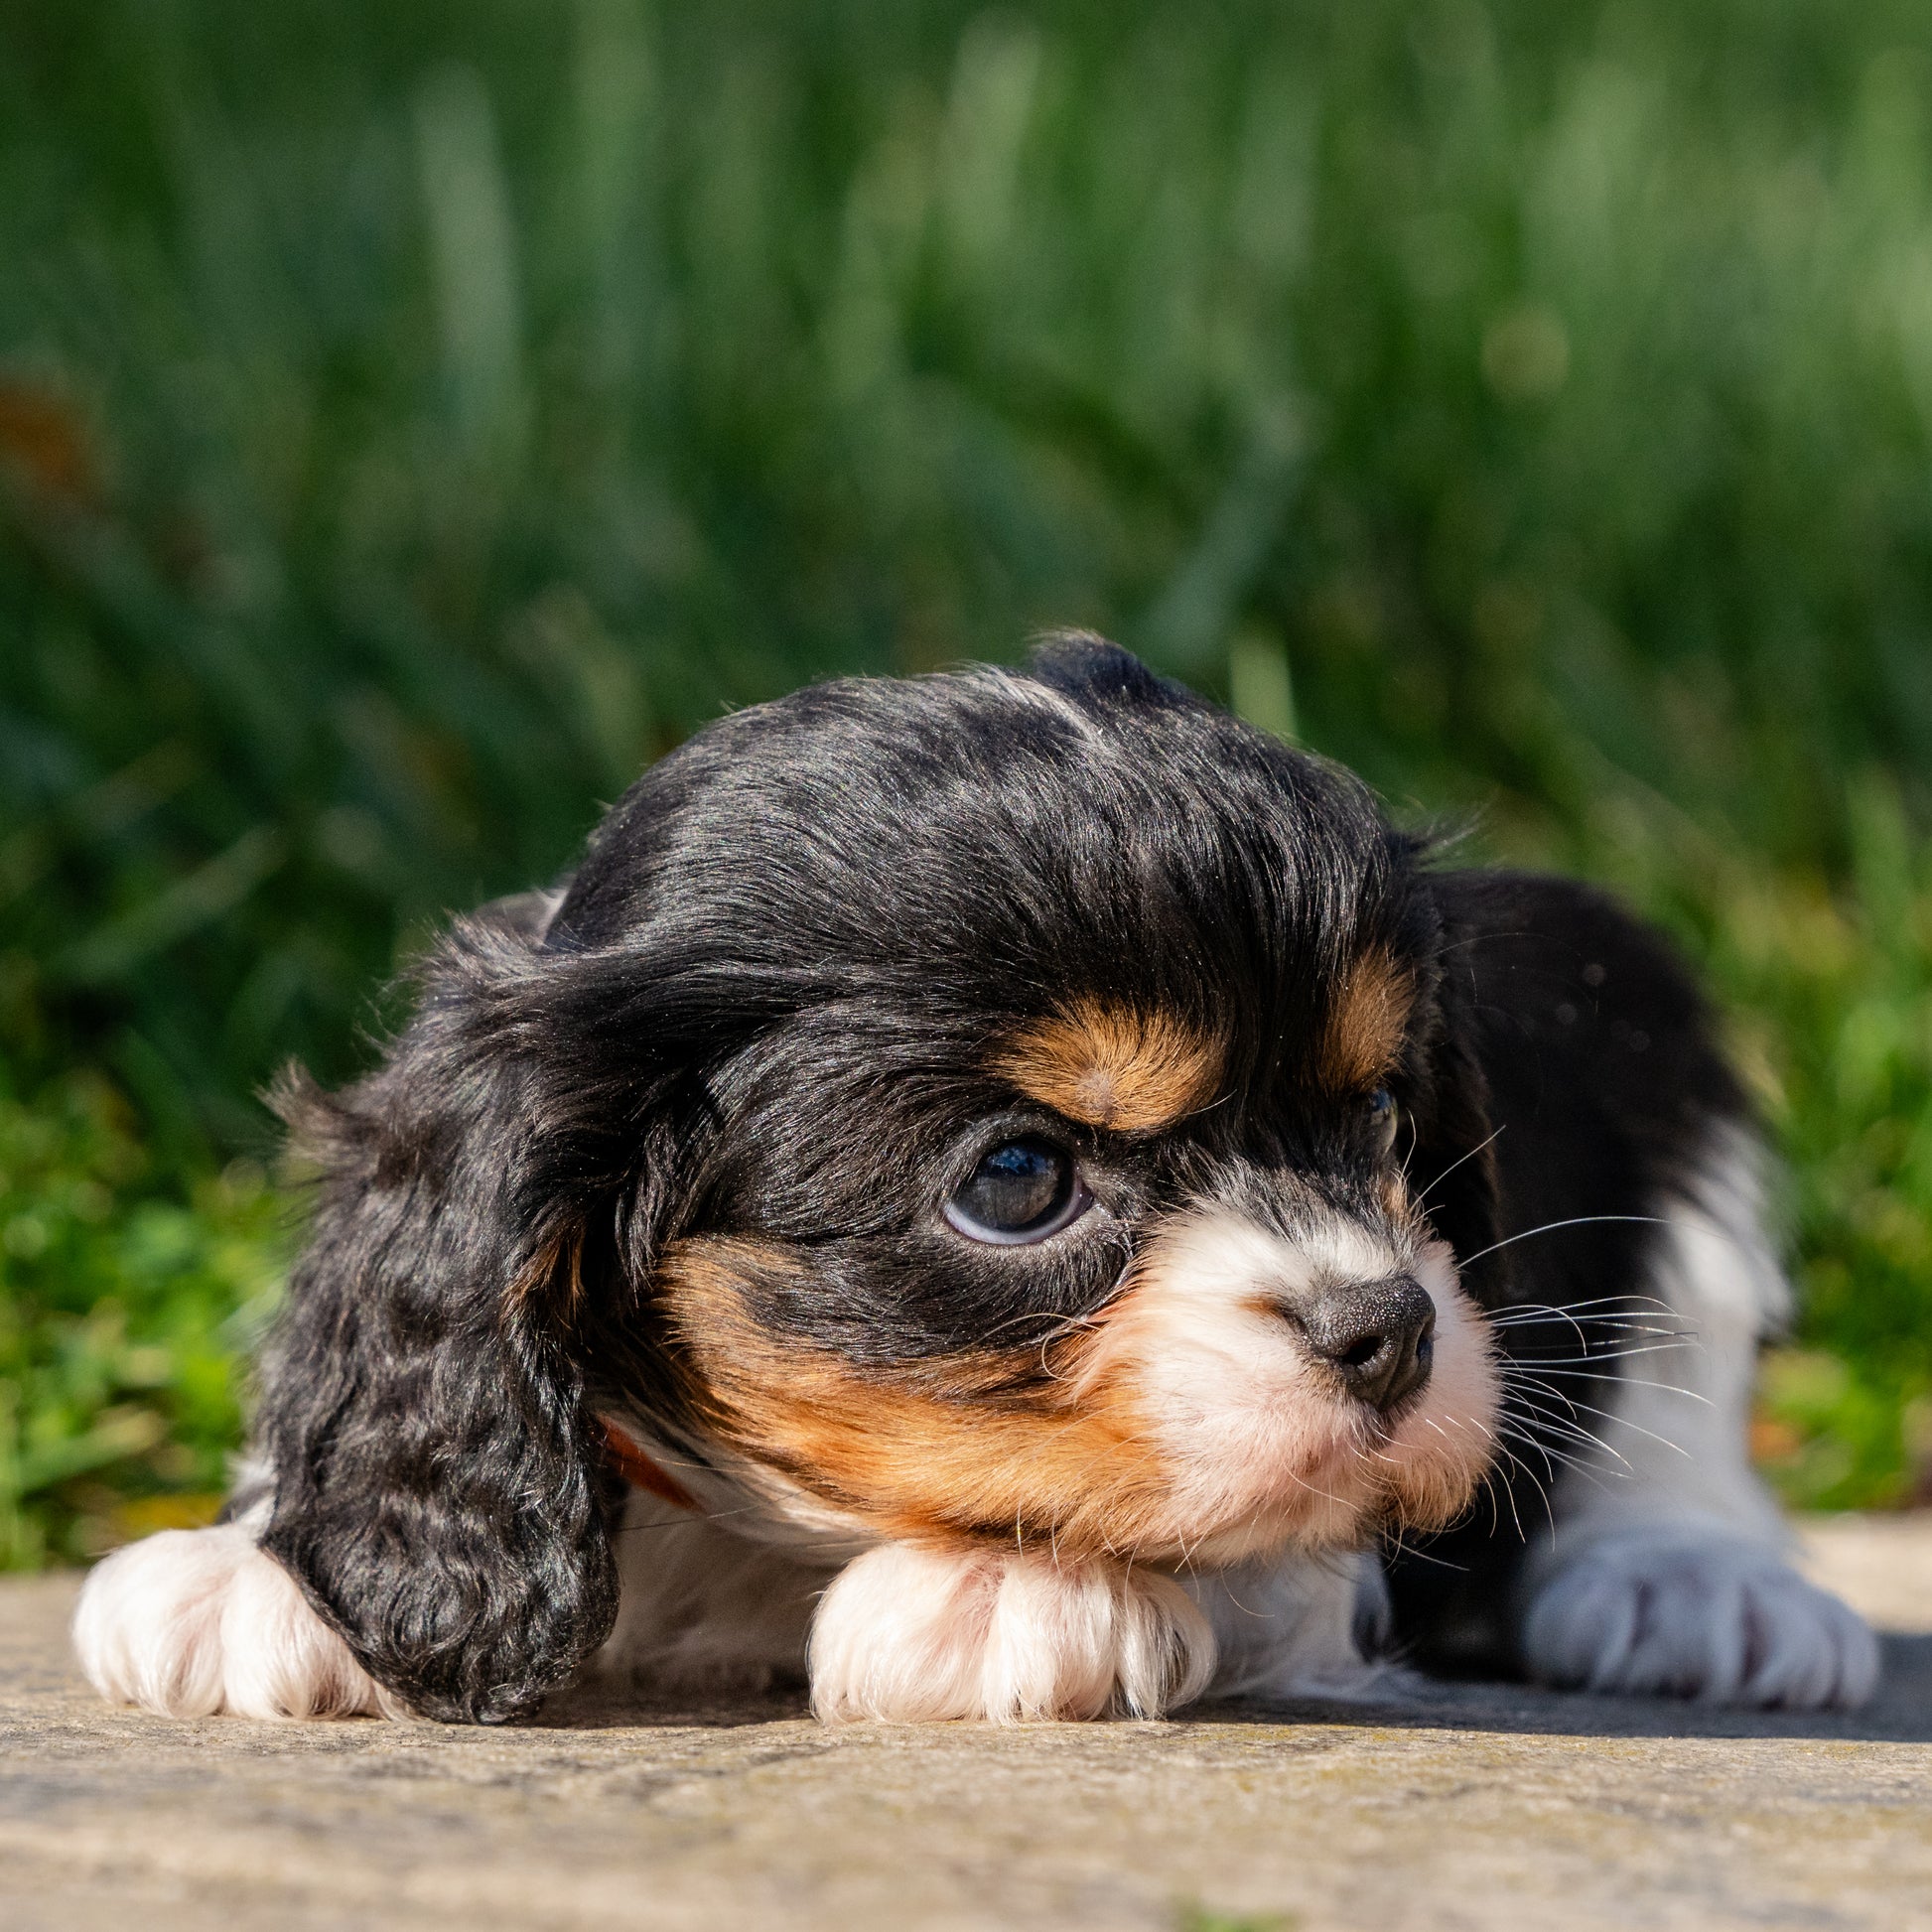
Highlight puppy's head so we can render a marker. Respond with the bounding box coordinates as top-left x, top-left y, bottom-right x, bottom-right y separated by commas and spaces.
264, 638, 1504, 1719
558, 637, 1503, 1565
